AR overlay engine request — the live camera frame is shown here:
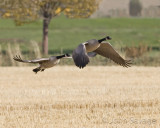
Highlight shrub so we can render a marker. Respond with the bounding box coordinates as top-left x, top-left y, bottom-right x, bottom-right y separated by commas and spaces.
129, 0, 143, 16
